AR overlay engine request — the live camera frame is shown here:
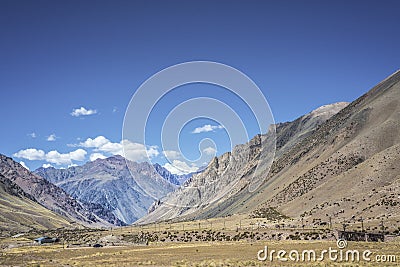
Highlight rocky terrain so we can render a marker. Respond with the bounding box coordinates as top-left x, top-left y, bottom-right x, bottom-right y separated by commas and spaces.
139, 70, 400, 234
35, 155, 180, 224
0, 154, 122, 228
137, 100, 349, 223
